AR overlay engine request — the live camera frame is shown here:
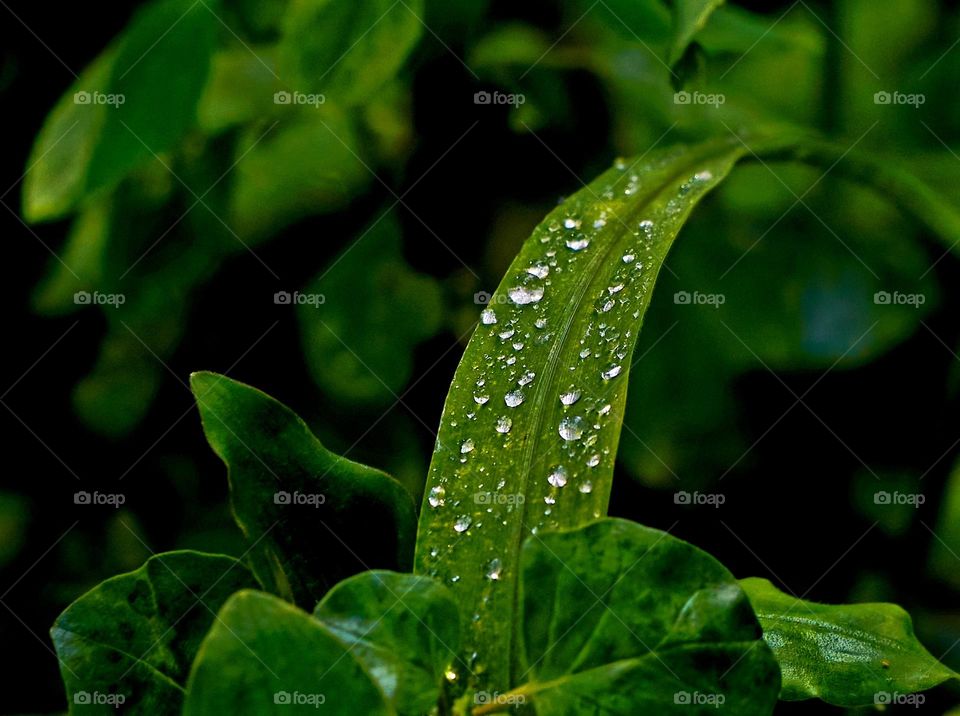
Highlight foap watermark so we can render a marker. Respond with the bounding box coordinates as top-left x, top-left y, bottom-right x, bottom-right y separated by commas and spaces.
674, 691, 726, 708
674, 90, 725, 108
274, 291, 325, 307
674, 290, 725, 308
74, 90, 125, 108
75, 290, 125, 308
875, 691, 925, 707
273, 90, 326, 108
474, 491, 525, 506
74, 691, 126, 707
474, 691, 527, 707
274, 491, 326, 508
674, 491, 726, 508
274, 691, 326, 708
874, 290, 925, 308
874, 90, 925, 108
874, 490, 925, 508
74, 491, 126, 508
474, 90, 525, 107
